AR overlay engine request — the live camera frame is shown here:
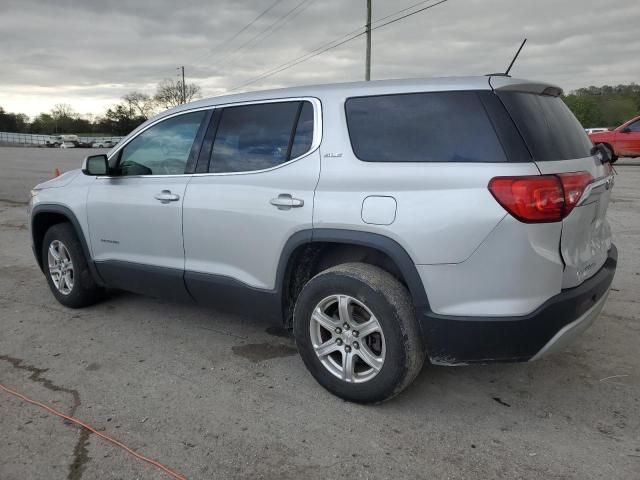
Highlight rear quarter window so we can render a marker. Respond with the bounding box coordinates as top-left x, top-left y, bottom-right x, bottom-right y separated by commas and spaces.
497, 92, 593, 161
344, 91, 507, 163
